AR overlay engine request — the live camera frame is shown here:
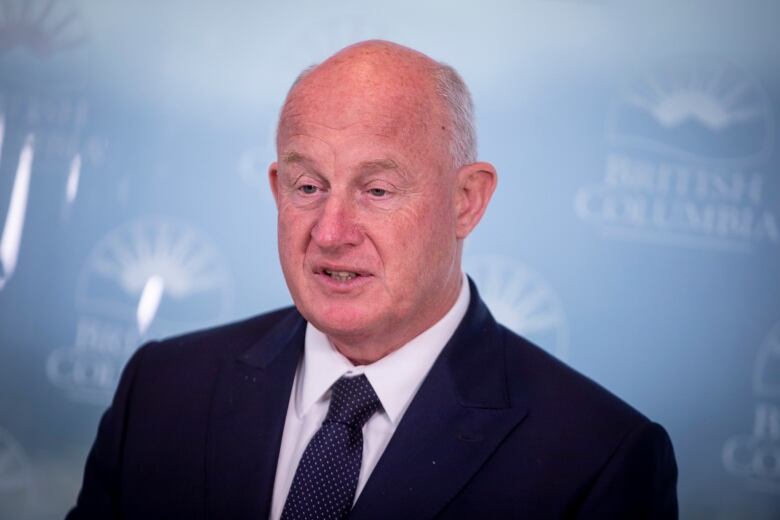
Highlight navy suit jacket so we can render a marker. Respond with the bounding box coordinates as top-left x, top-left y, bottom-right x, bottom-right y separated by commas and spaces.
68, 280, 678, 519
